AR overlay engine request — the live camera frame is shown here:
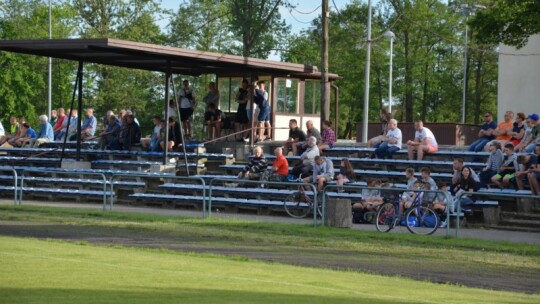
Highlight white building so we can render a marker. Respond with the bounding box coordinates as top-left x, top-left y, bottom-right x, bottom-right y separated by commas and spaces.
497, 35, 540, 118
